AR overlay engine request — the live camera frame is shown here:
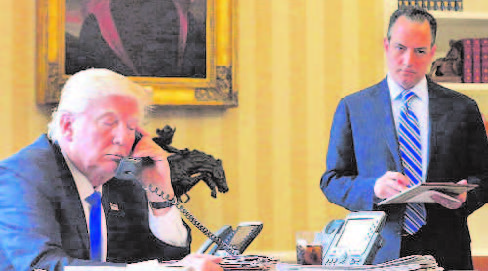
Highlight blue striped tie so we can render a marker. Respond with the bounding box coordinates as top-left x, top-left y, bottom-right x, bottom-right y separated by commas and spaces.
86, 191, 102, 261
399, 90, 426, 235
